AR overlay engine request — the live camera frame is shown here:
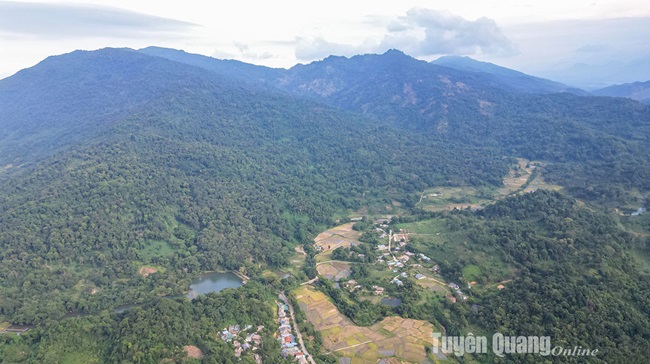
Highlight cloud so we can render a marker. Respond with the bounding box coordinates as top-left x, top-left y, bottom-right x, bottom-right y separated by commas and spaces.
295, 37, 375, 61
233, 42, 275, 60
293, 8, 517, 63
382, 8, 518, 57
0, 1, 195, 39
